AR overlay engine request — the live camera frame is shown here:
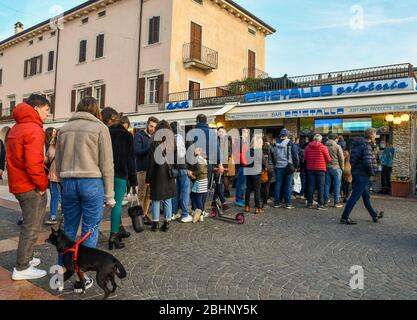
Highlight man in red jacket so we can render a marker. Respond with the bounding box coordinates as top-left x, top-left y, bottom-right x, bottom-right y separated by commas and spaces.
304, 133, 331, 210
7, 94, 50, 281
